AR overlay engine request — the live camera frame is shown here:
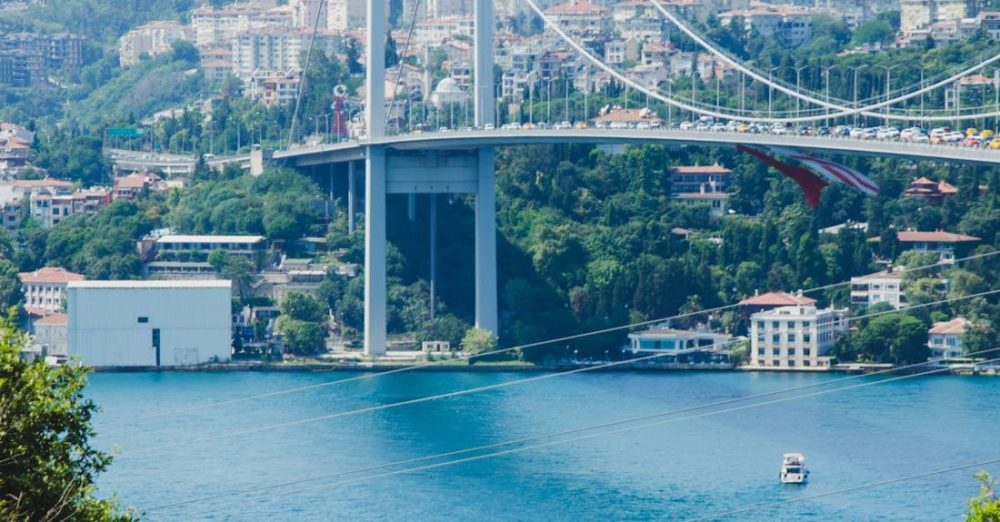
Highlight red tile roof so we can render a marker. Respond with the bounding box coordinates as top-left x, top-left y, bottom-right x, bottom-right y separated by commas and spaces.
929, 317, 970, 335
670, 165, 732, 175
19, 267, 85, 284
739, 291, 816, 307
34, 312, 67, 326
897, 231, 980, 243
